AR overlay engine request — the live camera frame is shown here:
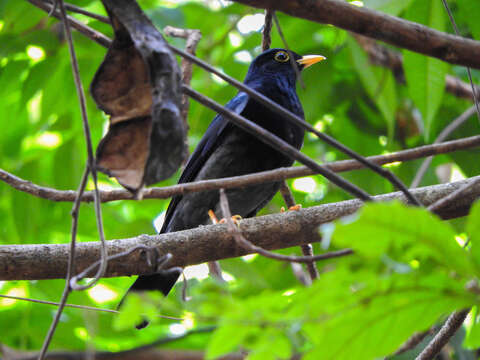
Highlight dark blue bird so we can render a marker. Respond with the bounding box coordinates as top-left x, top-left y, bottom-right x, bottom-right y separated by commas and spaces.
124, 48, 325, 304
